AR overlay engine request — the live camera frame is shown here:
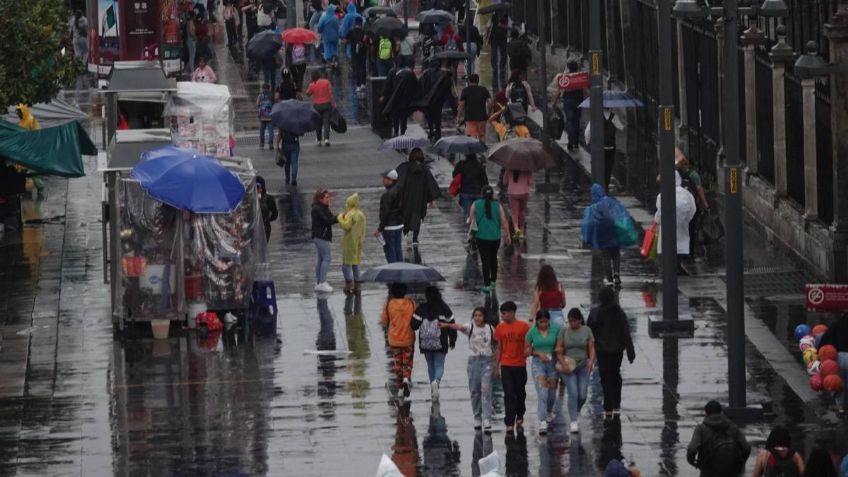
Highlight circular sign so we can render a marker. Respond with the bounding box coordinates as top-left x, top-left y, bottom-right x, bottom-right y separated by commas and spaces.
808, 287, 825, 306
557, 74, 570, 90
